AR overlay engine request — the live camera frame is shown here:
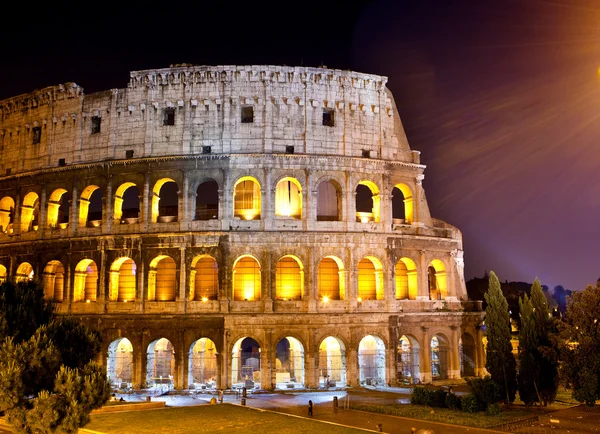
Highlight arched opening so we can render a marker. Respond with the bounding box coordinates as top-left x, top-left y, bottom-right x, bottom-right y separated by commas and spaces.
318, 256, 345, 301
233, 177, 261, 220
42, 260, 65, 302
0, 264, 6, 284
275, 337, 305, 389
146, 338, 174, 389
275, 177, 302, 219
232, 256, 261, 301
357, 256, 384, 301
355, 181, 380, 223
195, 180, 219, 220
15, 262, 34, 283
428, 259, 448, 300
275, 255, 303, 300
47, 188, 69, 229
316, 180, 341, 221
395, 258, 418, 300
73, 259, 98, 302
21, 192, 39, 232
392, 184, 414, 224
0, 196, 15, 233
190, 256, 218, 301
188, 338, 218, 390
431, 335, 449, 380
107, 338, 133, 389
79, 185, 102, 228
152, 178, 178, 223
109, 257, 136, 302
359, 335, 386, 386
148, 256, 177, 301
114, 182, 140, 224
319, 336, 346, 387
397, 335, 420, 384
231, 337, 261, 389
460, 334, 476, 377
